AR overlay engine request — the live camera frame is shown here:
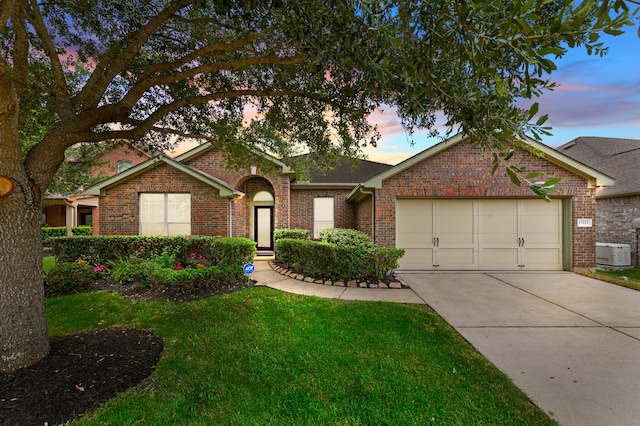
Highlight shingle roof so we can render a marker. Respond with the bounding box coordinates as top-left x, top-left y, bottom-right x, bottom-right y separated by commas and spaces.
292, 156, 394, 185
557, 136, 640, 197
